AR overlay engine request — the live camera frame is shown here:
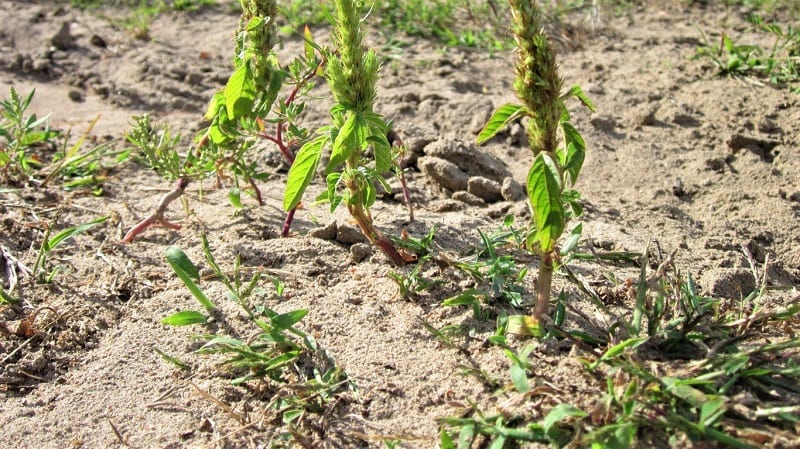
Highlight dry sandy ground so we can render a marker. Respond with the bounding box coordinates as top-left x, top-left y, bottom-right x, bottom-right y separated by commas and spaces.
1, 1, 799, 448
